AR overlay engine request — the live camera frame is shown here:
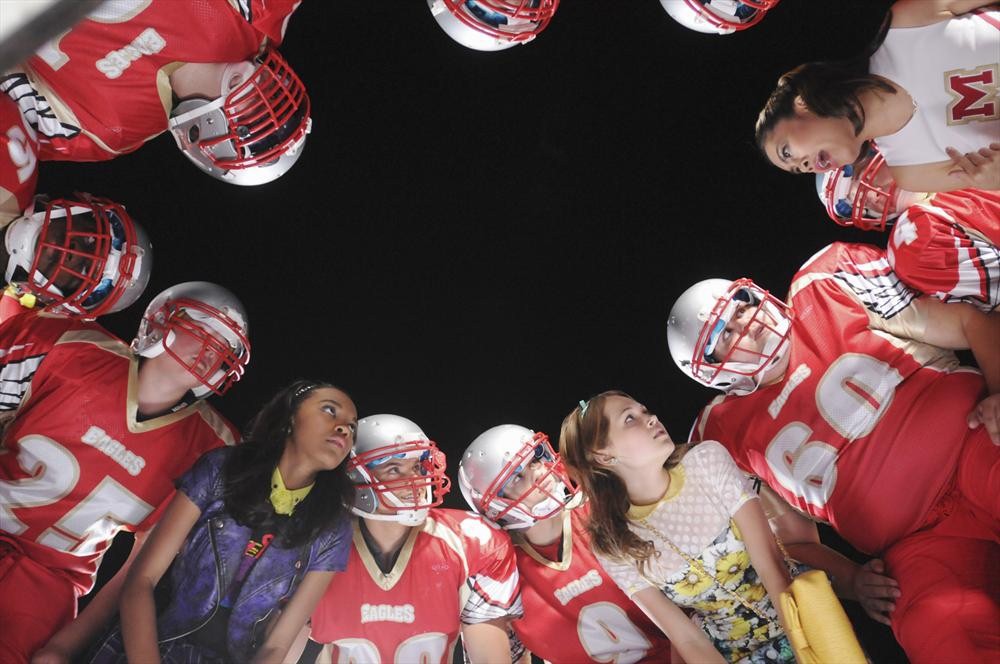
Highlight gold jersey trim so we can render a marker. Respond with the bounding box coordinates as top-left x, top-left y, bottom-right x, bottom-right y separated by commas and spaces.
53, 324, 234, 438
512, 508, 574, 572
353, 518, 422, 591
